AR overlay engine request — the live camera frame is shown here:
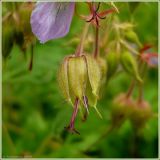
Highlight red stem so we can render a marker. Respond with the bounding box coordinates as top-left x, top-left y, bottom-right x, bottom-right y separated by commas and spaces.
94, 24, 99, 58
70, 98, 79, 128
